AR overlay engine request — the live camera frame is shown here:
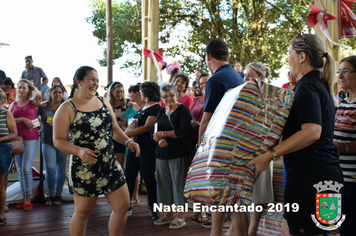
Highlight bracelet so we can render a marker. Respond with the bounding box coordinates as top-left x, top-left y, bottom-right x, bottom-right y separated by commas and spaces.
164, 131, 167, 137
125, 138, 134, 147
161, 131, 164, 138
270, 148, 279, 161
344, 143, 349, 154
